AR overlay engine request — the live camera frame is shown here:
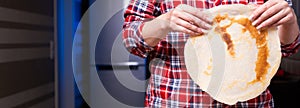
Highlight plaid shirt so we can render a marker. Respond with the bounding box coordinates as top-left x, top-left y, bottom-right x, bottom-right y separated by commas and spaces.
122, 0, 298, 107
